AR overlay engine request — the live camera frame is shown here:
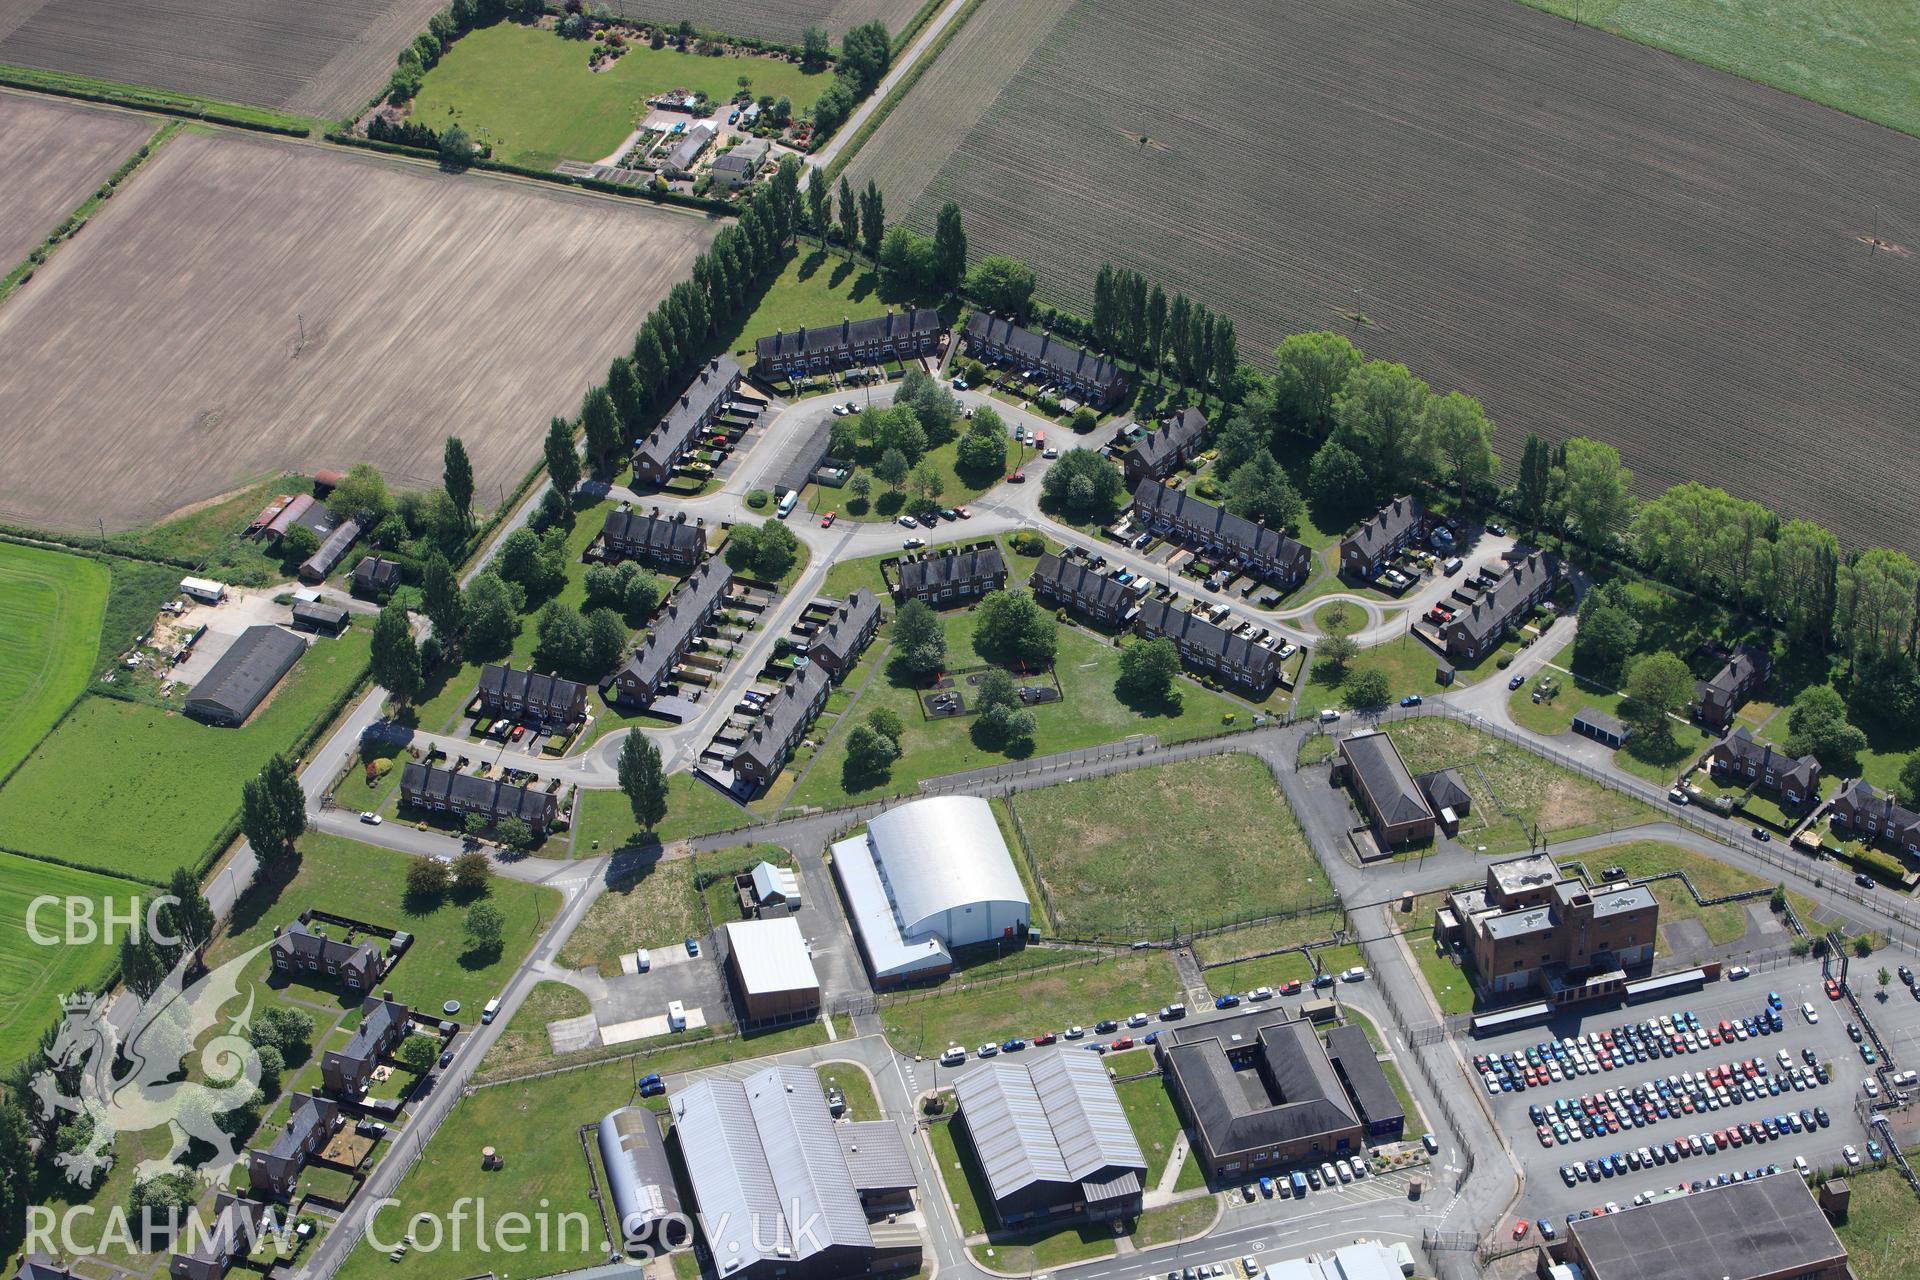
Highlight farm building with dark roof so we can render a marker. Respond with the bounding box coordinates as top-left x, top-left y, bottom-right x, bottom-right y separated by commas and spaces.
186, 626, 308, 725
